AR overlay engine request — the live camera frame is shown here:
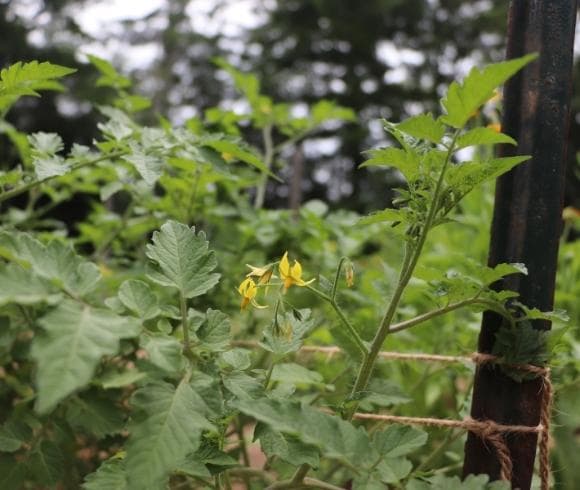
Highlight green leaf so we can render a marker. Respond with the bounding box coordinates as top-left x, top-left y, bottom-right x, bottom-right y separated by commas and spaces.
83, 457, 127, 490
0, 419, 31, 452
445, 156, 530, 199
358, 208, 406, 226
202, 139, 281, 181
98, 369, 147, 389
358, 379, 411, 409
234, 398, 371, 467
420, 474, 510, 490
66, 394, 125, 438
33, 155, 70, 180
223, 372, 264, 400
259, 309, 314, 356
123, 146, 164, 185
213, 57, 261, 106
254, 423, 320, 468
31, 300, 141, 413
0, 61, 76, 112
0, 232, 101, 296
118, 279, 161, 320
87, 54, 131, 89
125, 380, 214, 490
456, 127, 516, 149
29, 441, 64, 486
372, 425, 428, 458
441, 54, 537, 128
360, 147, 419, 182
146, 220, 220, 298
140, 334, 185, 374
374, 457, 413, 483
395, 114, 445, 143
0, 264, 62, 306
0, 454, 26, 489
311, 100, 357, 124
196, 309, 231, 352
271, 363, 324, 387
28, 132, 64, 154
